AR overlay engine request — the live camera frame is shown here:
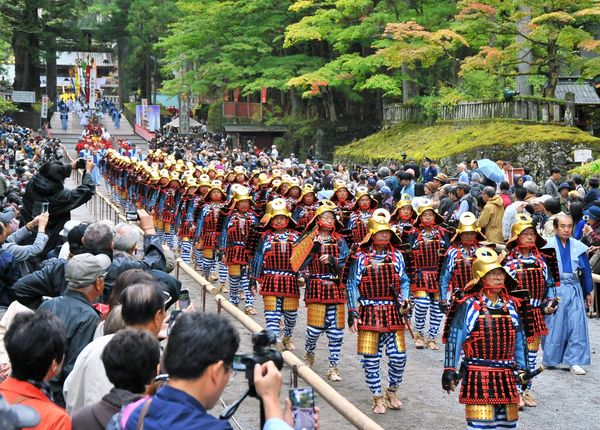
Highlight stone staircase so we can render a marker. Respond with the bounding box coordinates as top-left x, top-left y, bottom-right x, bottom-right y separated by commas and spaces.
49, 111, 149, 153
